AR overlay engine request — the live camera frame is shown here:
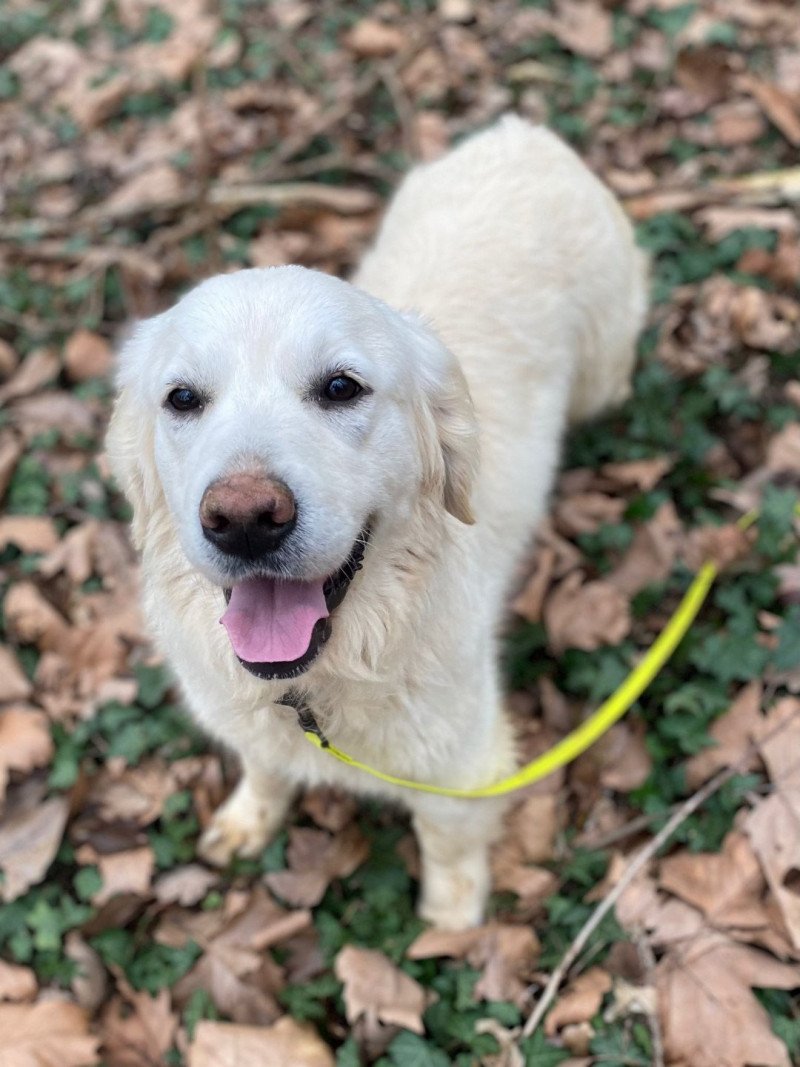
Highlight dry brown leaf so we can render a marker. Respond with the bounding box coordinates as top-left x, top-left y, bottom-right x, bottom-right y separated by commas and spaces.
154, 864, 218, 906
504, 794, 559, 864
9, 391, 97, 444
685, 681, 763, 789
0, 999, 100, 1066
682, 522, 753, 572
101, 981, 178, 1067
657, 935, 800, 1067
746, 789, 800, 953
766, 421, 800, 476
575, 720, 652, 793
300, 787, 358, 833
0, 647, 33, 703
188, 1017, 334, 1067
0, 432, 23, 501
544, 572, 631, 654
63, 329, 112, 383
554, 492, 626, 537
408, 923, 540, 1006
0, 349, 60, 405
659, 830, 768, 932
0, 707, 54, 802
92, 846, 155, 905
65, 933, 107, 1014
0, 339, 19, 379
158, 887, 310, 1024
544, 967, 612, 1036
745, 698, 800, 950
334, 945, 427, 1034
600, 456, 674, 493
548, 0, 612, 59
265, 825, 369, 907
0, 960, 37, 1002
0, 516, 58, 554
512, 544, 556, 623
344, 18, 407, 57
0, 794, 69, 902
3, 581, 71, 649
608, 501, 683, 597
743, 75, 800, 146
